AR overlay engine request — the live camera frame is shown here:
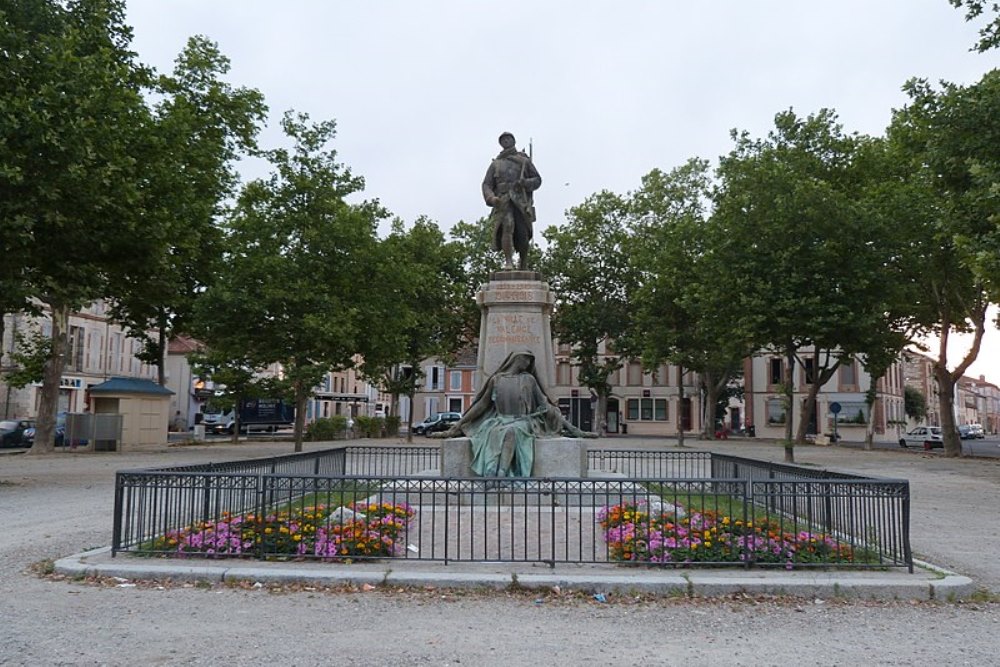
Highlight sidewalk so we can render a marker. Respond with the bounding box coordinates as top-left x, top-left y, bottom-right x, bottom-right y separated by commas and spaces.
54, 544, 973, 601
